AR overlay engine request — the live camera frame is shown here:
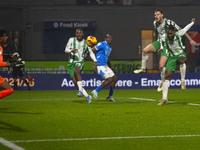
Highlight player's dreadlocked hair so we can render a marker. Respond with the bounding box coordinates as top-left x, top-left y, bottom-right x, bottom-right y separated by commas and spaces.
167, 24, 175, 31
